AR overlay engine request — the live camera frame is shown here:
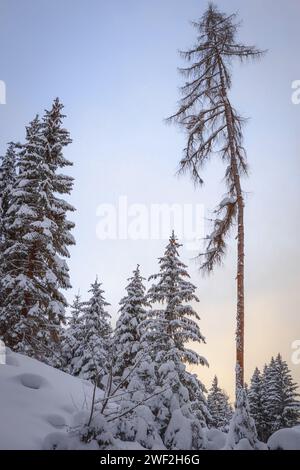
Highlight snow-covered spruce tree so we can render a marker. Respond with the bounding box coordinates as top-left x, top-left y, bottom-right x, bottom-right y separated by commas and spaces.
0, 117, 65, 358
264, 354, 300, 436
274, 354, 300, 430
113, 265, 149, 380
261, 358, 277, 439
68, 292, 85, 331
113, 356, 165, 450
248, 367, 267, 441
155, 360, 209, 450
0, 142, 17, 244
0, 117, 48, 355
207, 375, 233, 431
224, 388, 260, 450
0, 143, 18, 323
142, 231, 209, 448
72, 278, 112, 388
146, 231, 207, 369
39, 98, 75, 348
187, 372, 211, 426
0, 108, 74, 359
60, 292, 85, 373
116, 356, 209, 449
167, 3, 264, 396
